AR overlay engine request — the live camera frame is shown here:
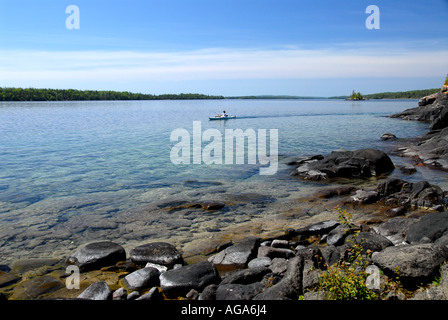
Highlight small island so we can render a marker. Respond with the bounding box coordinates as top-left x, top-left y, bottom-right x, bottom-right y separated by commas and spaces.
345, 90, 366, 101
